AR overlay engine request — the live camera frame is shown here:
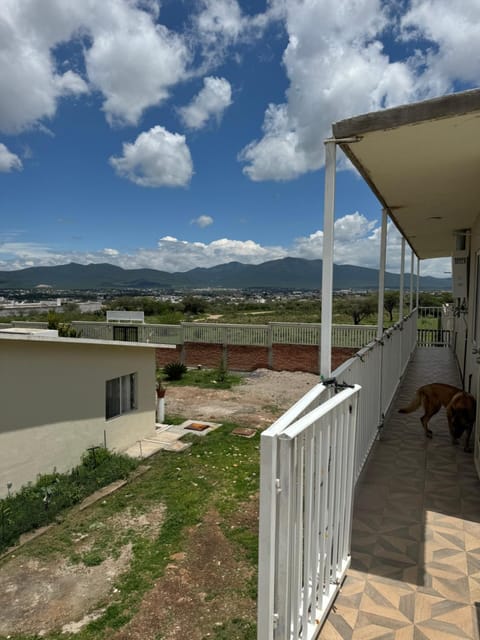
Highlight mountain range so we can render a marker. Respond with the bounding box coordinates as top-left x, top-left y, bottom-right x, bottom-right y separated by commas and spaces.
0, 258, 452, 291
